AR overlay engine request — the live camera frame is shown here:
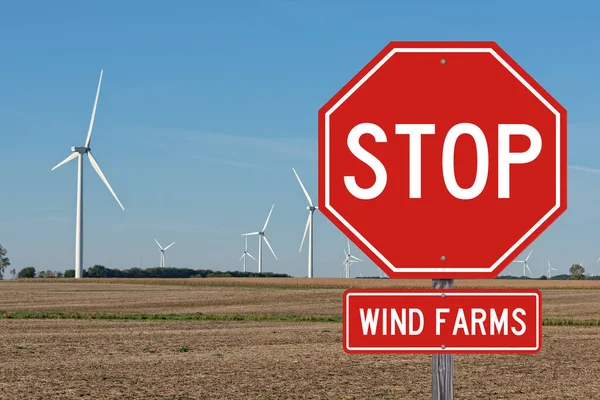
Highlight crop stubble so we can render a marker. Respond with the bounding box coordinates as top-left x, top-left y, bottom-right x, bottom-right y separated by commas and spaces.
0, 280, 599, 399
